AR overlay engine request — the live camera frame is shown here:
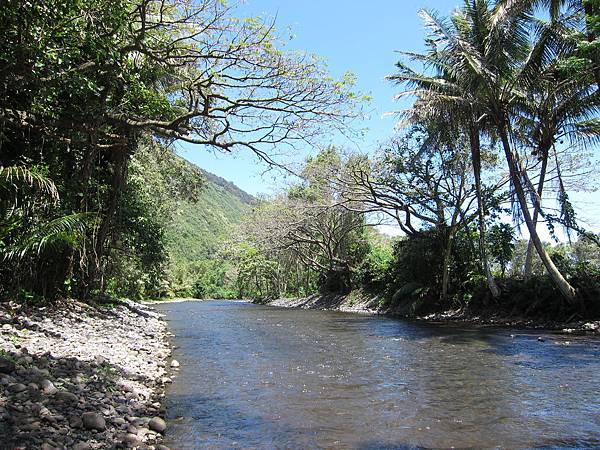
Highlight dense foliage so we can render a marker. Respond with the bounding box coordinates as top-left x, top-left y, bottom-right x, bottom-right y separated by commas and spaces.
0, 0, 358, 301
229, 0, 600, 321
1, 0, 600, 323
